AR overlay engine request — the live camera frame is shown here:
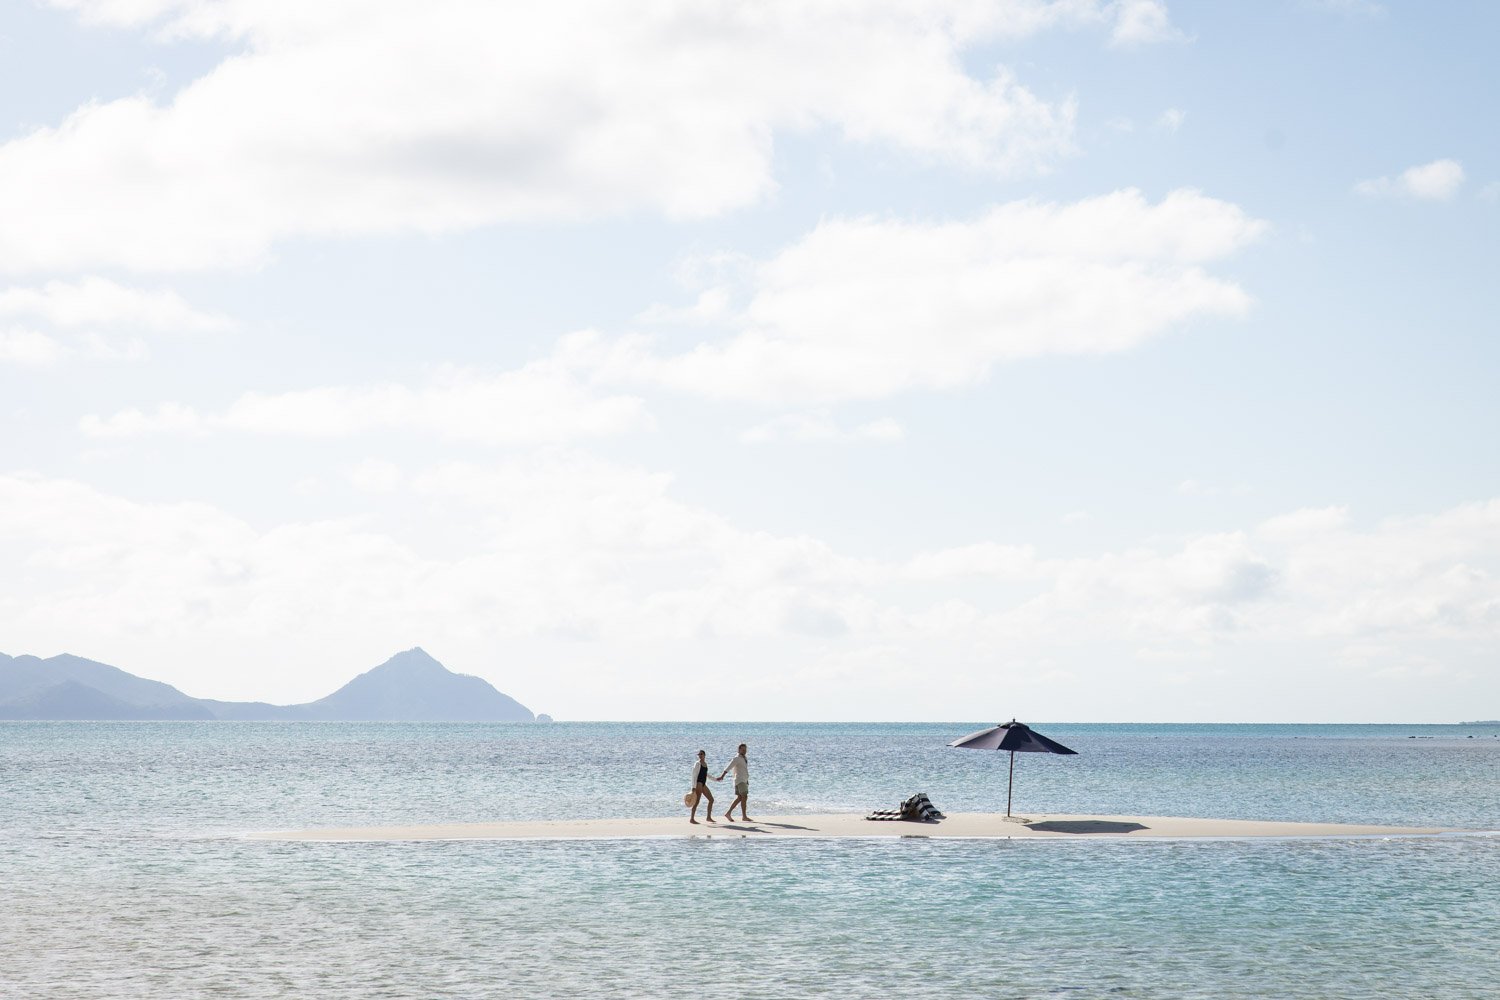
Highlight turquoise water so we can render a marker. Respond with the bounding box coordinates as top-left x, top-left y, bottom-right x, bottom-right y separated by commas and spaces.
2, 722, 1497, 998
